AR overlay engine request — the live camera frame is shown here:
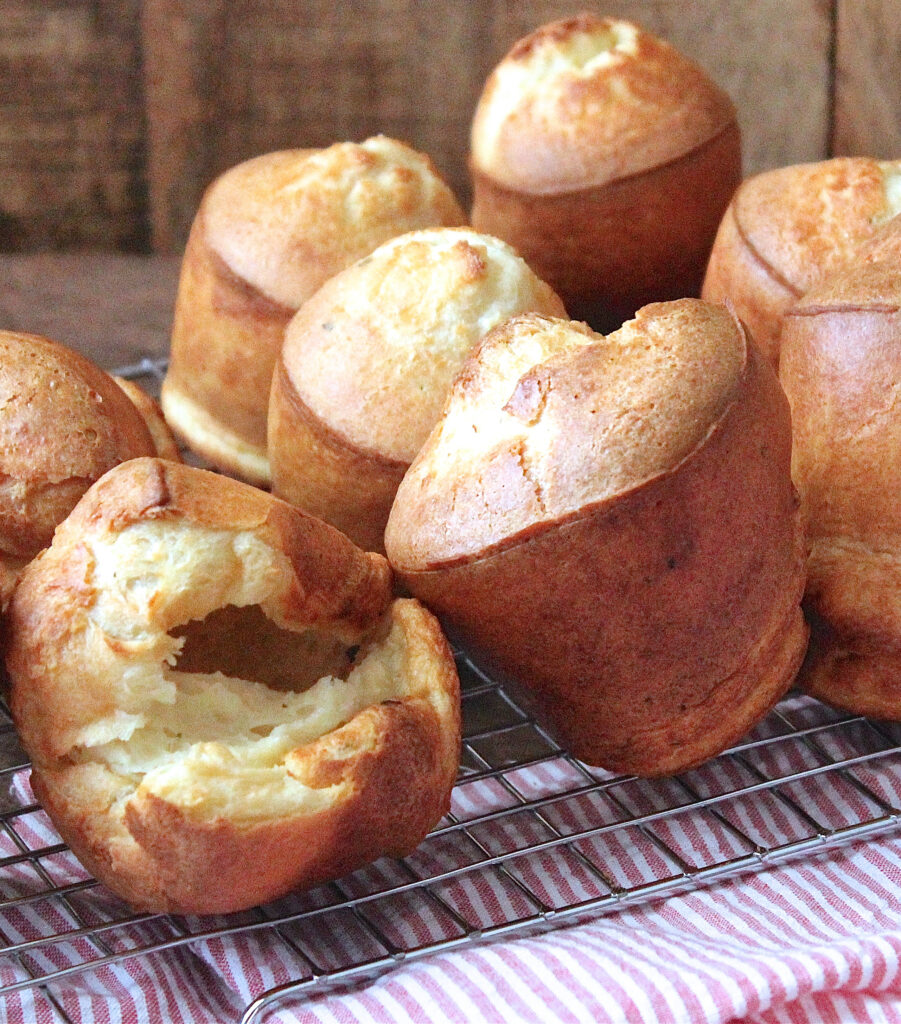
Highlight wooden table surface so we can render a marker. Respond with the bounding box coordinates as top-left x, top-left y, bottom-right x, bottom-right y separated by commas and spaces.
0, 254, 181, 370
